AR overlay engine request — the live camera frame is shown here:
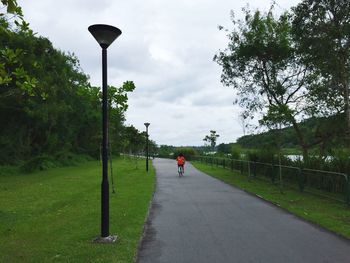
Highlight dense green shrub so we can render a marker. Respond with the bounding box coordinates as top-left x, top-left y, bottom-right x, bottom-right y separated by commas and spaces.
54, 151, 93, 166
0, 18, 136, 167
20, 152, 93, 173
245, 147, 290, 164
246, 151, 258, 162
231, 145, 241, 160
172, 147, 198, 160
20, 155, 57, 173
326, 149, 350, 174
